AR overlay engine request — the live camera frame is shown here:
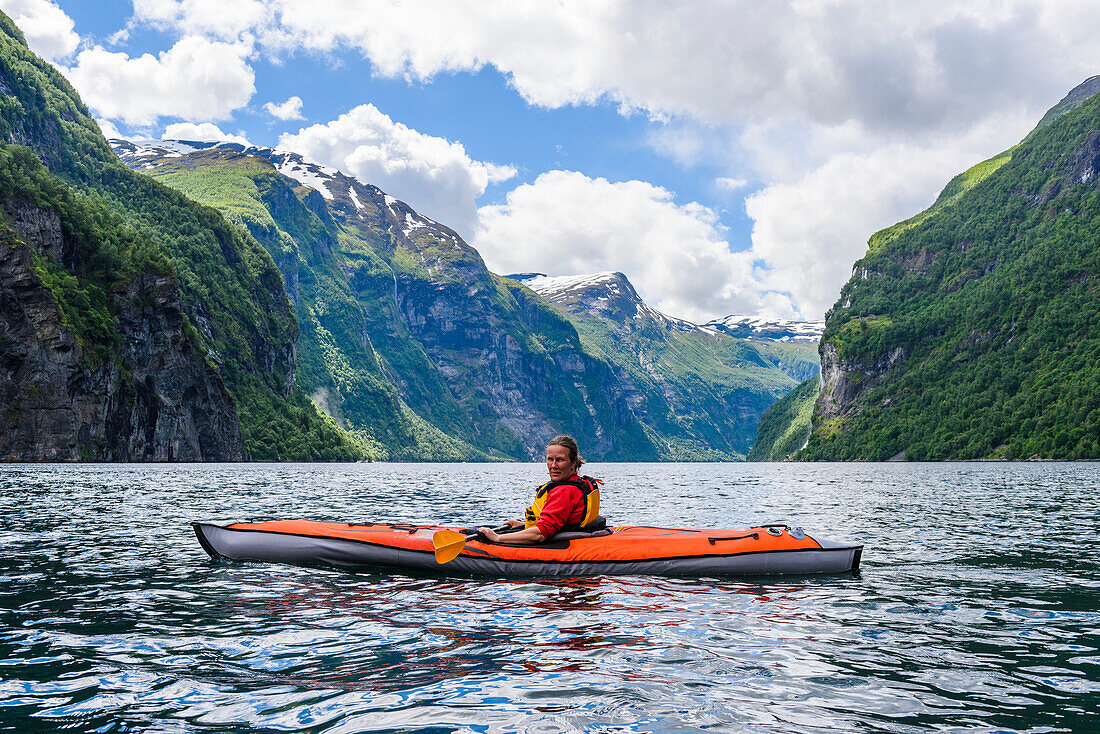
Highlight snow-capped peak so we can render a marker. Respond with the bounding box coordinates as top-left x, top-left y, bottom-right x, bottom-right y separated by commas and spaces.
519, 272, 625, 300
512, 271, 708, 333
512, 272, 824, 342
113, 138, 346, 201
